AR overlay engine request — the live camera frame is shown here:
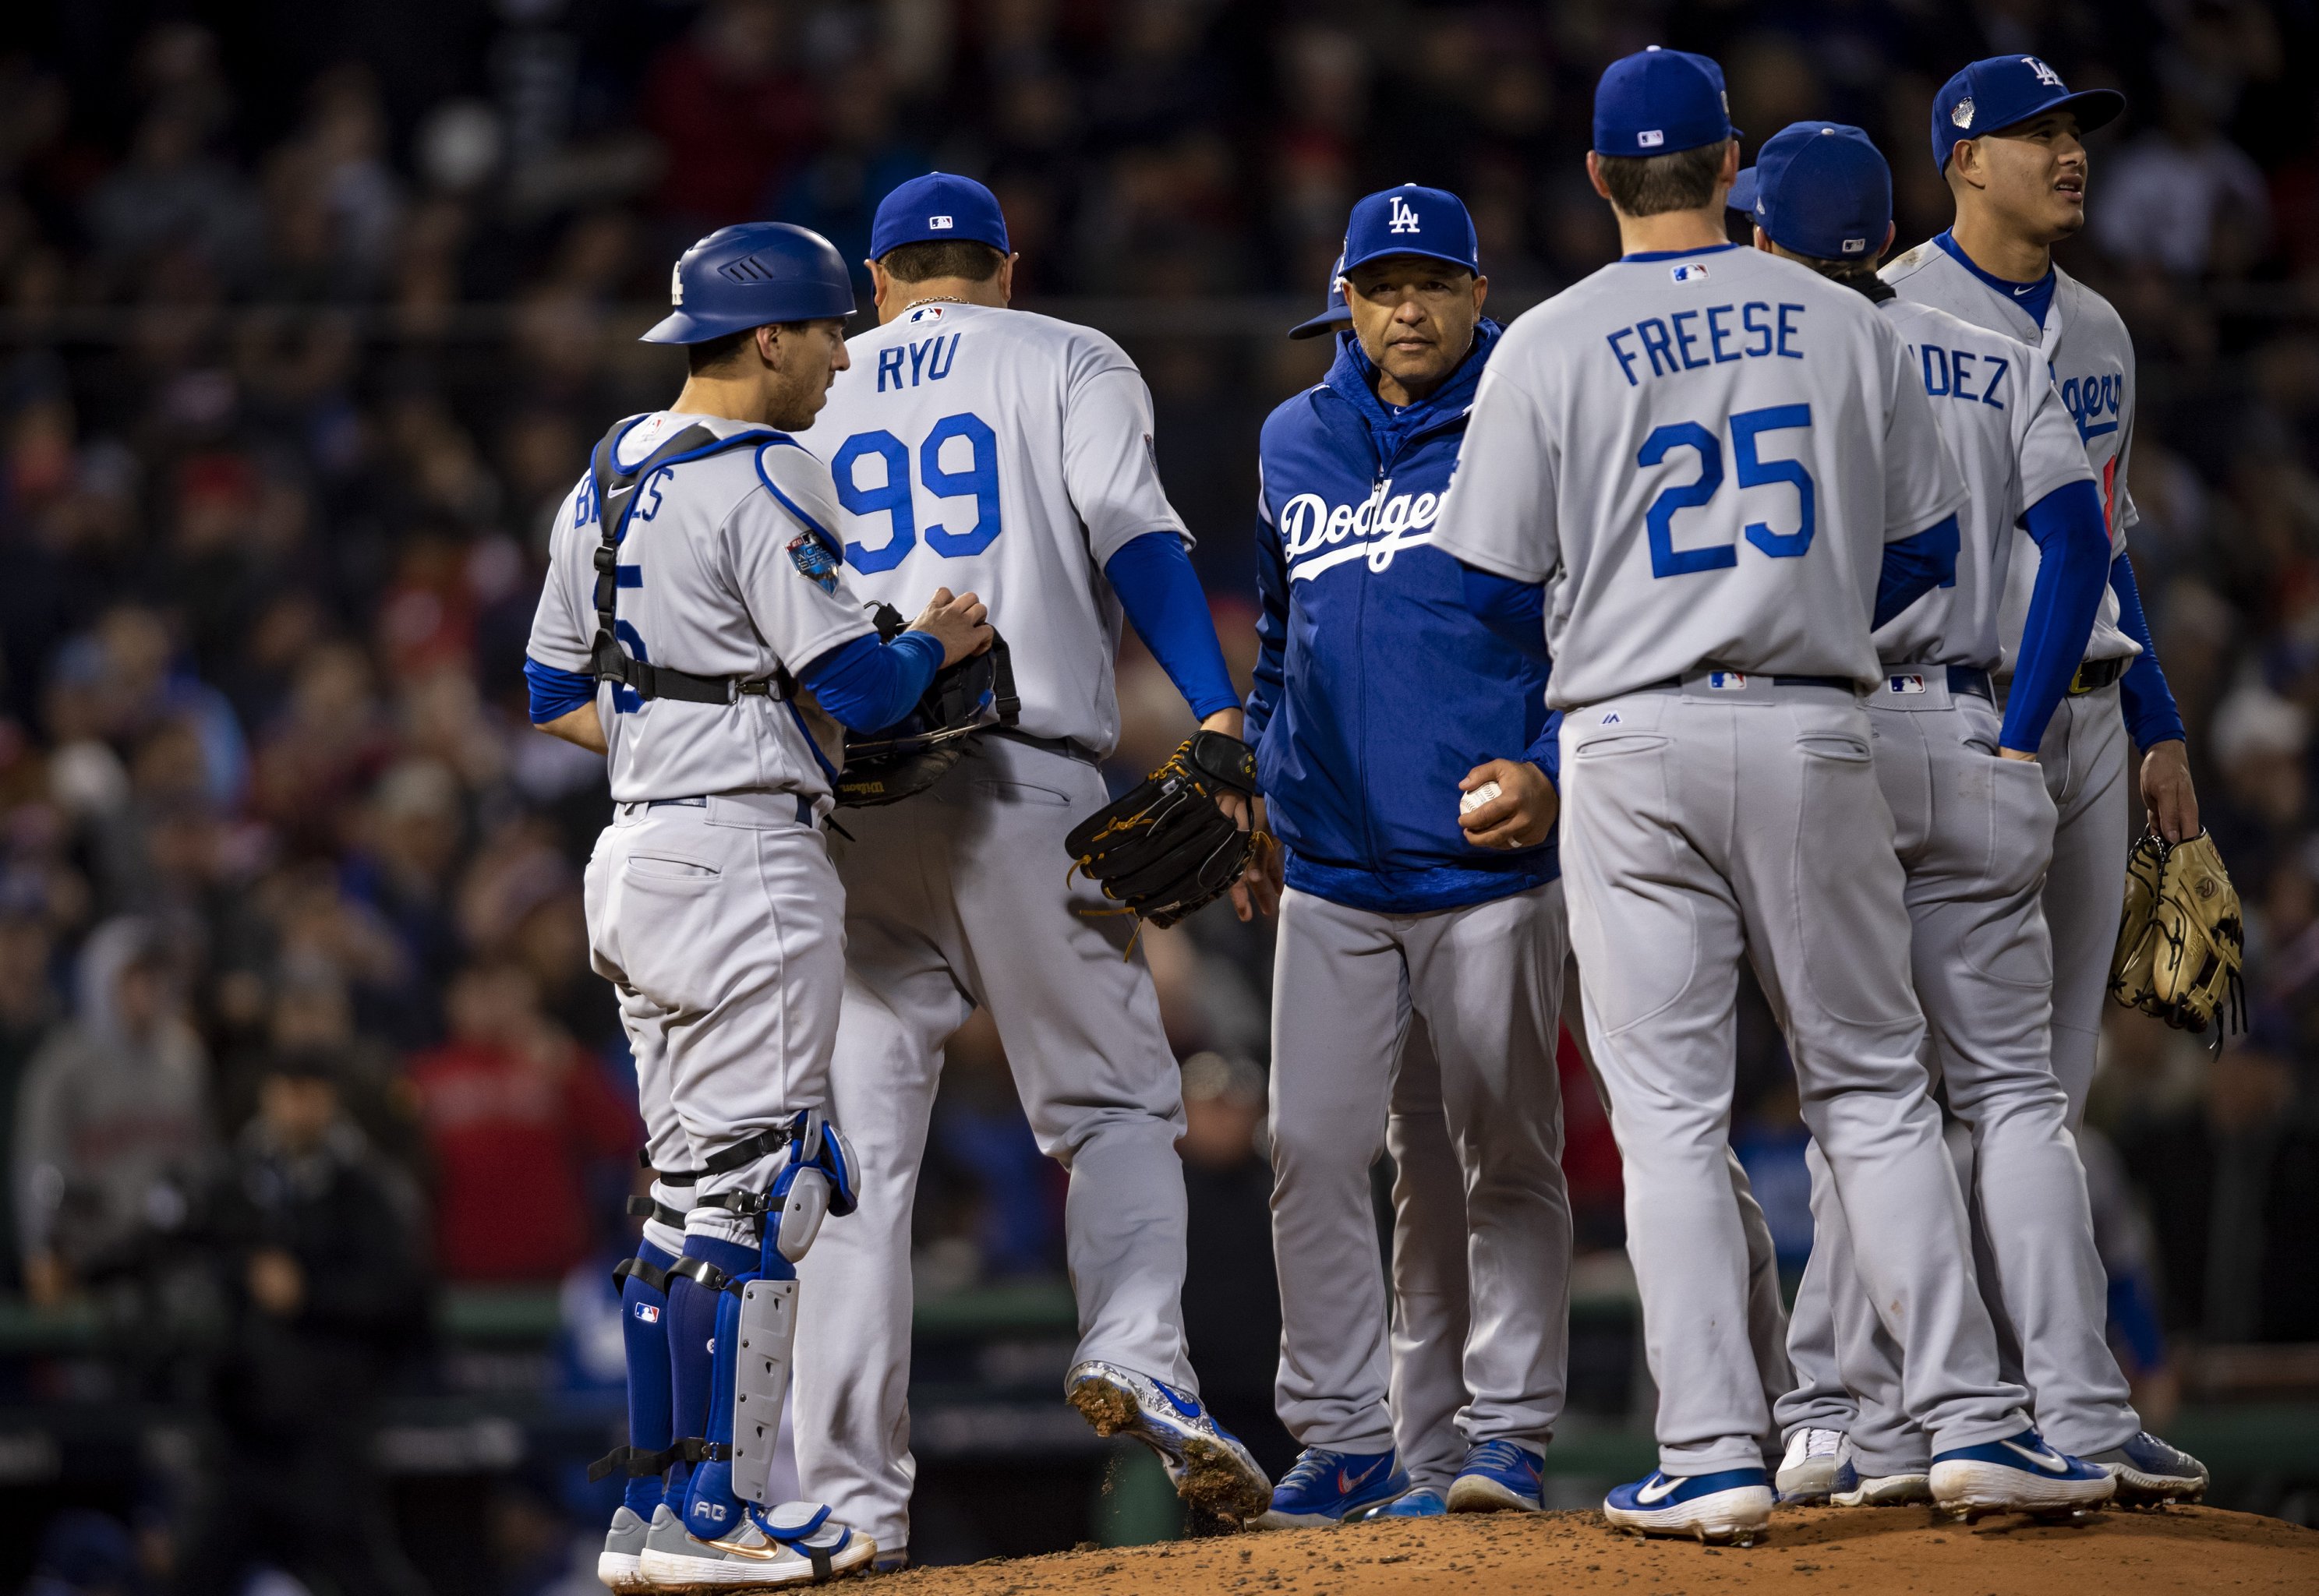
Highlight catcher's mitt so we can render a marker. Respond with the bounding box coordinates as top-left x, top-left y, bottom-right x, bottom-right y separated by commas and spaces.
833, 604, 1018, 807
2109, 828, 2244, 1044
1065, 730, 1261, 930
